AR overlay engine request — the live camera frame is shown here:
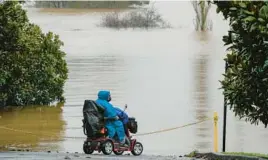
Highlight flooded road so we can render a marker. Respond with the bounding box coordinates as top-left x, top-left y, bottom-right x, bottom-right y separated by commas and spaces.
1, 1, 268, 156
0, 152, 200, 160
